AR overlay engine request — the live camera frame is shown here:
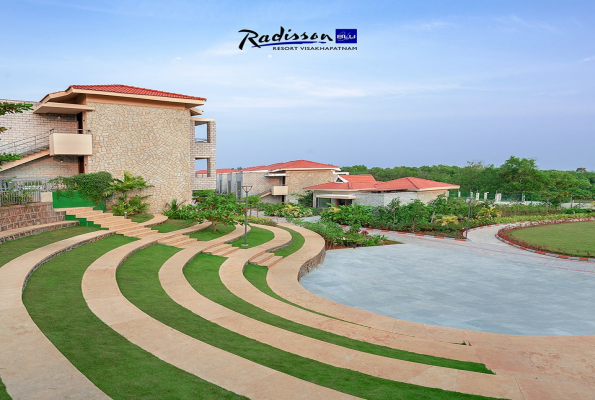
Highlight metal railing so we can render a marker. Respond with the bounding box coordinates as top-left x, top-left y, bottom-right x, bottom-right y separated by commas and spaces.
0, 188, 41, 206
0, 177, 64, 192
0, 128, 91, 156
